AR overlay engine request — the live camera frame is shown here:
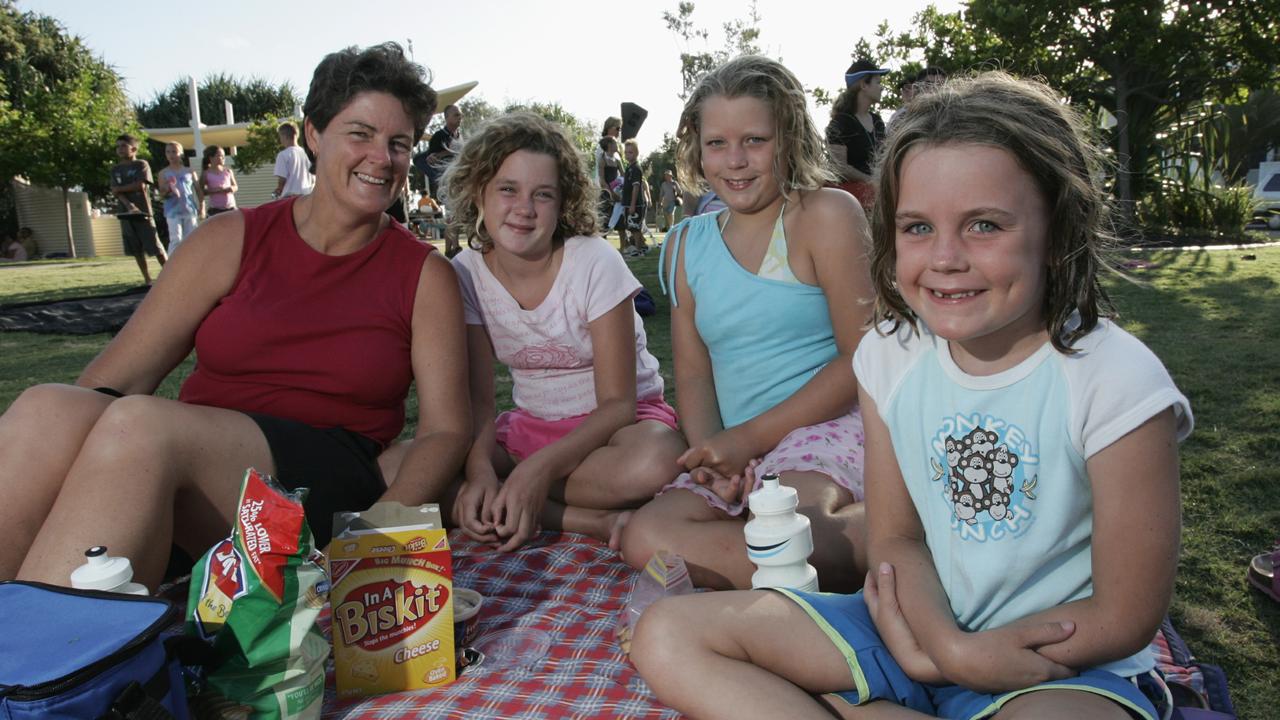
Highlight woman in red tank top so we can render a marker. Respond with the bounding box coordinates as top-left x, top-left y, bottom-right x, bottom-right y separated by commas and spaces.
0, 43, 470, 588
